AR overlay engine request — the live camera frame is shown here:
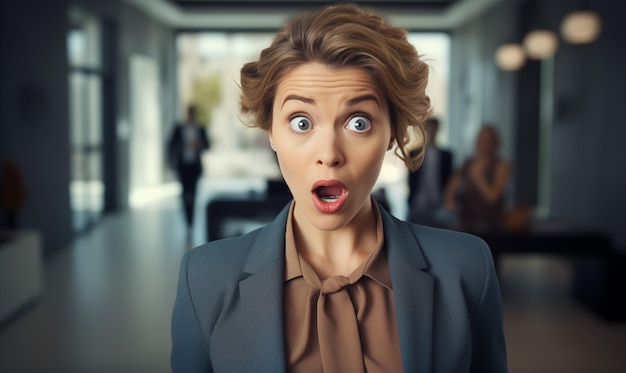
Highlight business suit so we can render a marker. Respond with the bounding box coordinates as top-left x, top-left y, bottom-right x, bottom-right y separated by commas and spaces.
171, 202, 507, 372
167, 124, 210, 227
408, 148, 453, 225
408, 148, 453, 204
